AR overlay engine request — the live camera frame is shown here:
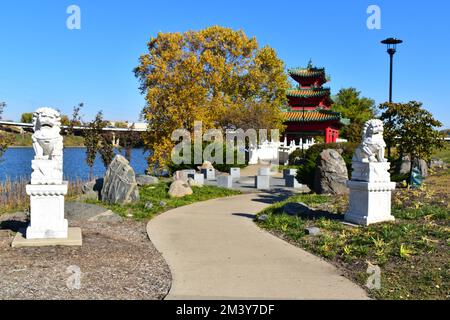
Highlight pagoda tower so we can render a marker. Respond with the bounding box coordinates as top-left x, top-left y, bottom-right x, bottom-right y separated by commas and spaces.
283, 62, 348, 144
